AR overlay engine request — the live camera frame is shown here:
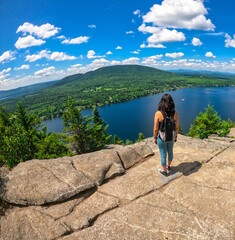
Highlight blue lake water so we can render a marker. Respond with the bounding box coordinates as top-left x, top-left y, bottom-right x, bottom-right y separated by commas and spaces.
43, 87, 235, 141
